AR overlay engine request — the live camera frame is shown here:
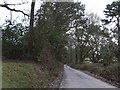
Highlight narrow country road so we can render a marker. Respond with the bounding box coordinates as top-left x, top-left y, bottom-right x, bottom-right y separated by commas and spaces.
60, 65, 116, 88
